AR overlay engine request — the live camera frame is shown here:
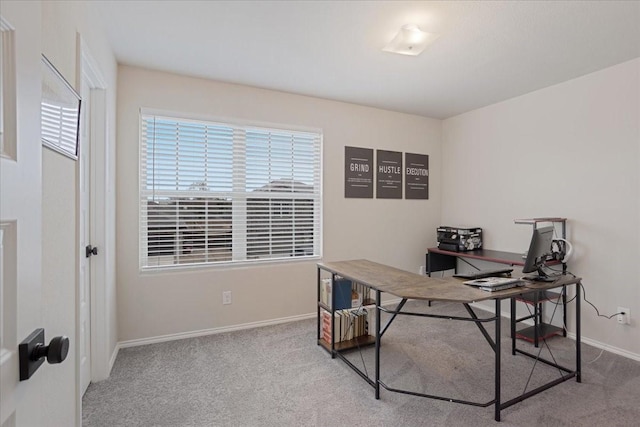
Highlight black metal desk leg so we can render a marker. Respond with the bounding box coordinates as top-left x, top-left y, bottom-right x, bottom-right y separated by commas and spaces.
576, 282, 581, 383
510, 297, 516, 355
495, 299, 501, 422
375, 289, 381, 399
533, 292, 539, 347
562, 285, 568, 337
